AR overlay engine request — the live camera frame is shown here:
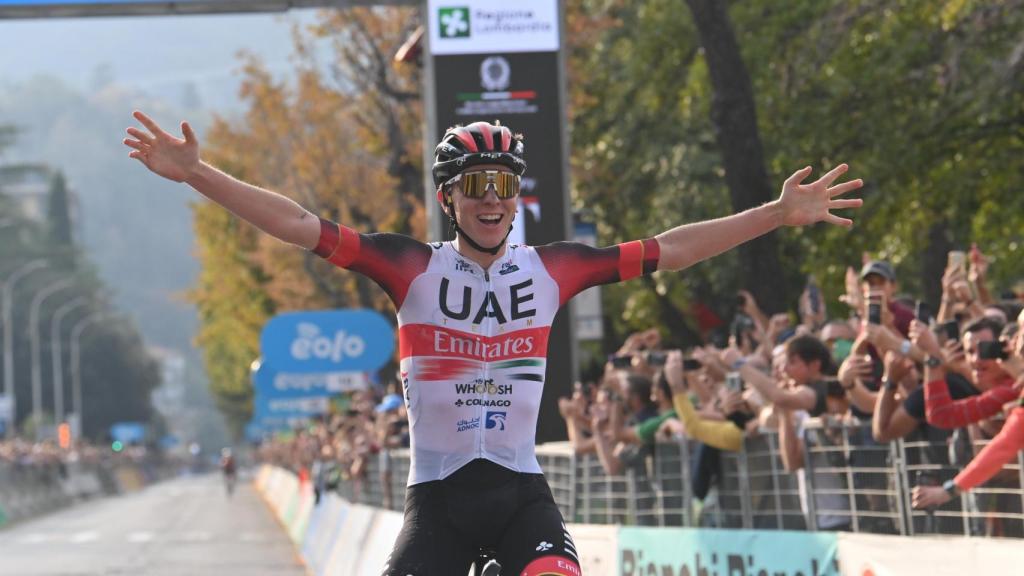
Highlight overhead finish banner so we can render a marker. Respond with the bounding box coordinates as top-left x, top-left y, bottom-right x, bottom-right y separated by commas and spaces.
426, 0, 573, 443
